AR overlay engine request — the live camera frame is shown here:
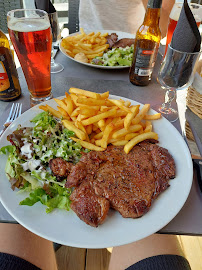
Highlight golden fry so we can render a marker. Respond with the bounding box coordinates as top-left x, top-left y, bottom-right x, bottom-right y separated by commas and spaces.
69, 87, 101, 99
75, 121, 89, 141
125, 133, 139, 141
62, 120, 86, 140
39, 104, 62, 118
132, 104, 150, 125
124, 132, 158, 154
71, 107, 80, 117
64, 93, 74, 115
82, 108, 117, 126
98, 119, 105, 129
71, 137, 105, 151
54, 98, 69, 114
86, 124, 93, 135
111, 140, 128, 146
57, 106, 70, 119
100, 122, 115, 148
77, 97, 112, 107
100, 91, 109, 99
109, 99, 131, 113
143, 113, 161, 120
144, 121, 153, 133
39, 105, 48, 112
70, 93, 79, 106
93, 131, 103, 140
78, 108, 98, 117
124, 105, 140, 130
112, 124, 142, 139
